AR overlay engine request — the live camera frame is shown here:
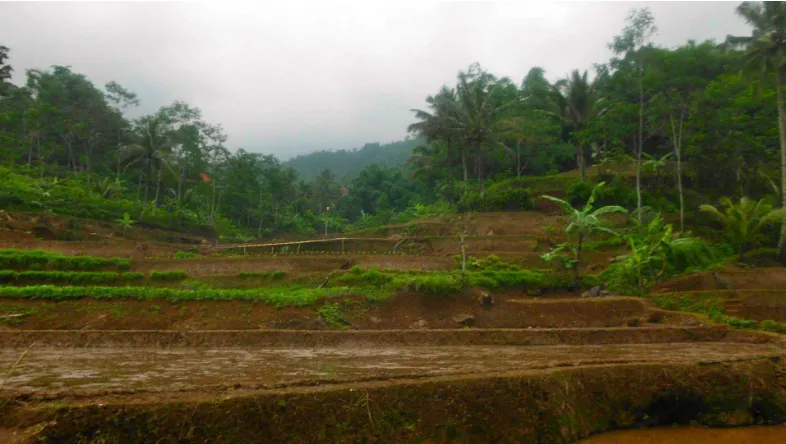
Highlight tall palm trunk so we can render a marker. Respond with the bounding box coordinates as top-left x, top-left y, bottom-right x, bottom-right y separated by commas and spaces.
461, 148, 468, 183
577, 143, 586, 182
670, 112, 685, 233
137, 165, 144, 202
775, 70, 786, 261
476, 142, 485, 197
144, 160, 152, 203
636, 69, 644, 222
154, 166, 163, 208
